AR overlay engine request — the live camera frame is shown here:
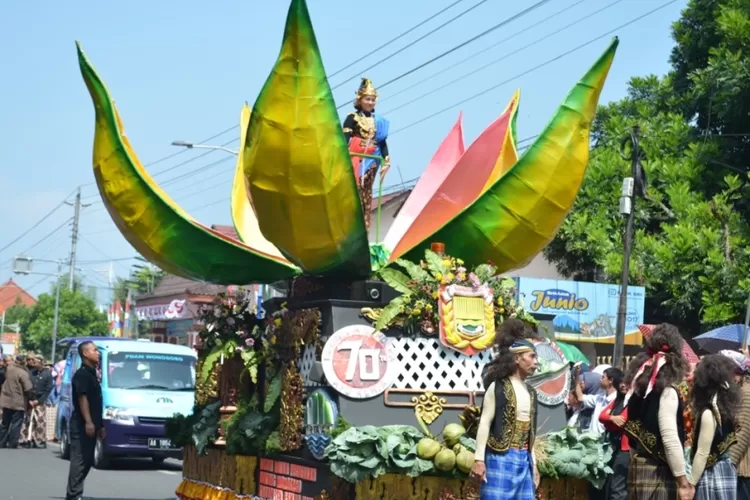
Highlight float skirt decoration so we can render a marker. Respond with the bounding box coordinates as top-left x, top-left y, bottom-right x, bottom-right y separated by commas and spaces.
536, 477, 590, 500
179, 445, 257, 499
354, 474, 479, 500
